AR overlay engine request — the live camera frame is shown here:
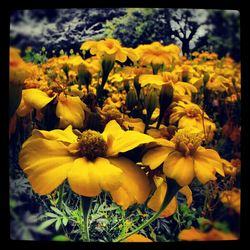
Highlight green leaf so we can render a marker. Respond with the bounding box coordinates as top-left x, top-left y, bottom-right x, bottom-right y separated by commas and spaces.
37, 219, 57, 231
45, 212, 58, 218
50, 206, 64, 216
52, 235, 70, 241
62, 217, 68, 226
55, 219, 61, 231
